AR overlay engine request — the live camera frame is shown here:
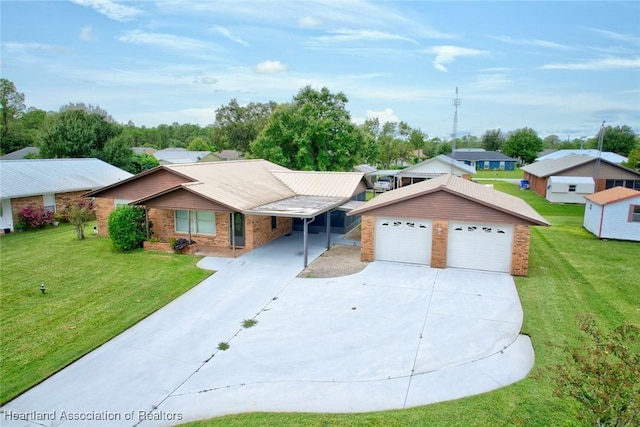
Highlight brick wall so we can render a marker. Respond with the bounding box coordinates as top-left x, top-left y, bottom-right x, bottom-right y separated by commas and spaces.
360, 215, 375, 262
94, 198, 114, 236
10, 195, 43, 226
430, 219, 448, 268
151, 209, 230, 247
510, 225, 531, 276
246, 215, 292, 250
